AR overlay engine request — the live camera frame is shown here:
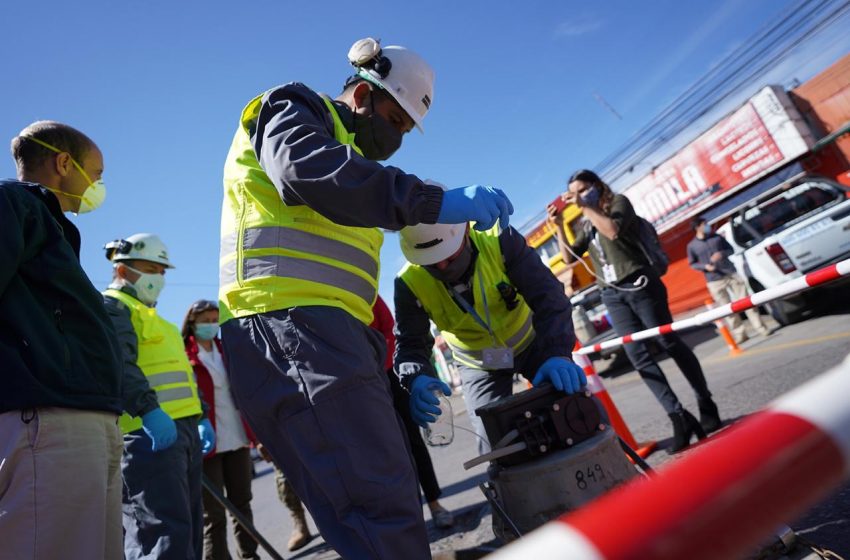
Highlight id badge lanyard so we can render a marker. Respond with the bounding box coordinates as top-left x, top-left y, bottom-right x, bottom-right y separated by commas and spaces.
450, 274, 506, 348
